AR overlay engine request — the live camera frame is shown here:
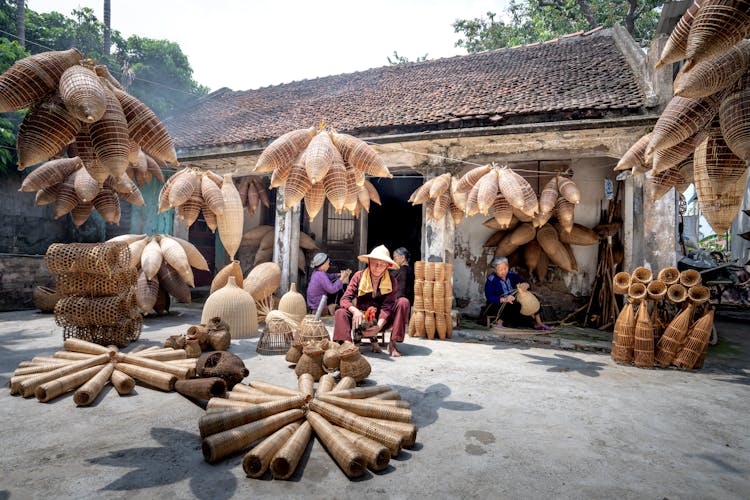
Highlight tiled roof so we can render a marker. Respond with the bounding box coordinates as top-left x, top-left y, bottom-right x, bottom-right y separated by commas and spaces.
167, 28, 649, 151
